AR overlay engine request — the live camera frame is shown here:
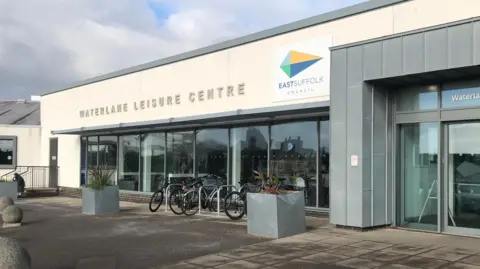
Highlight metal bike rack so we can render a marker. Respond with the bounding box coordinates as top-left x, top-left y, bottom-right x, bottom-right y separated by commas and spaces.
197, 185, 217, 215
216, 185, 238, 216
164, 184, 183, 212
